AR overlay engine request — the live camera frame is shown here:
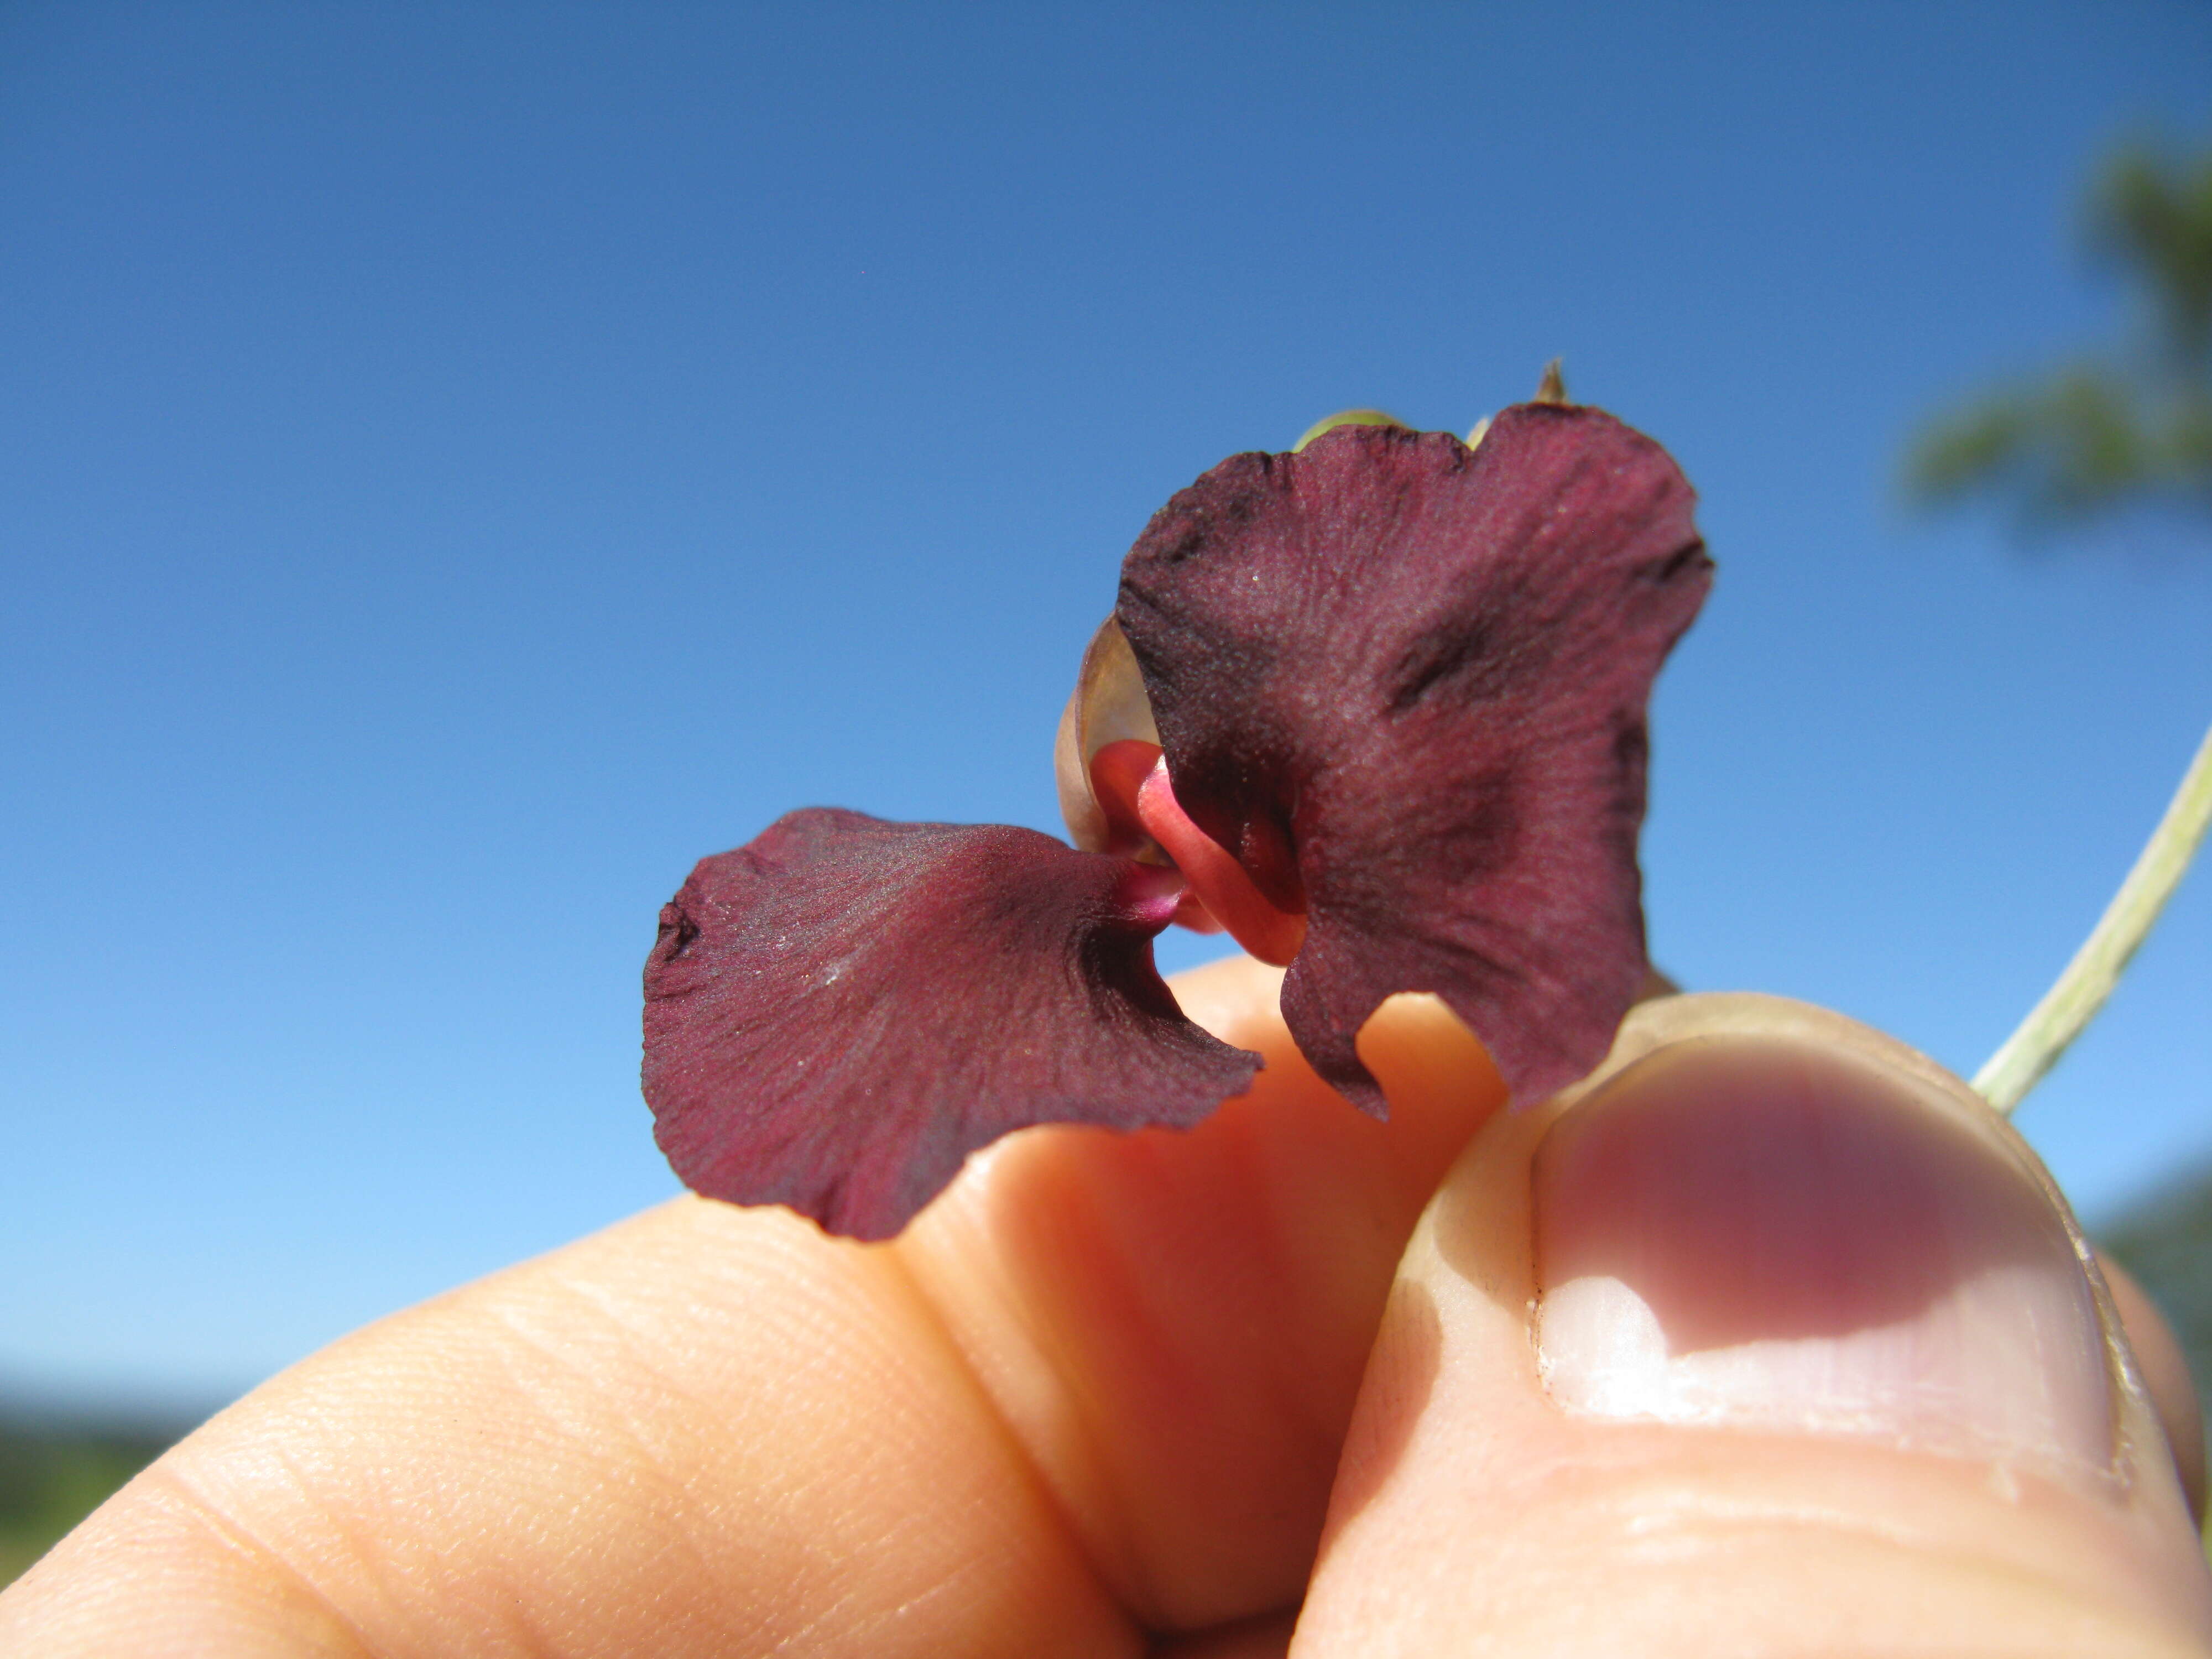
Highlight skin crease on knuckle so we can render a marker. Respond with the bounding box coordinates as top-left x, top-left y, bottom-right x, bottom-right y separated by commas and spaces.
3, 966, 2209, 1659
